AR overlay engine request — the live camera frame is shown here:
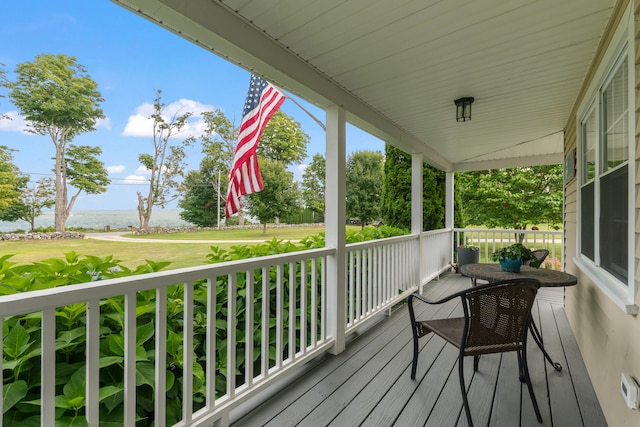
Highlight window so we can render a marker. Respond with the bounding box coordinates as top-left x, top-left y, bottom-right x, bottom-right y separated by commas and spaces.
577, 33, 635, 313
